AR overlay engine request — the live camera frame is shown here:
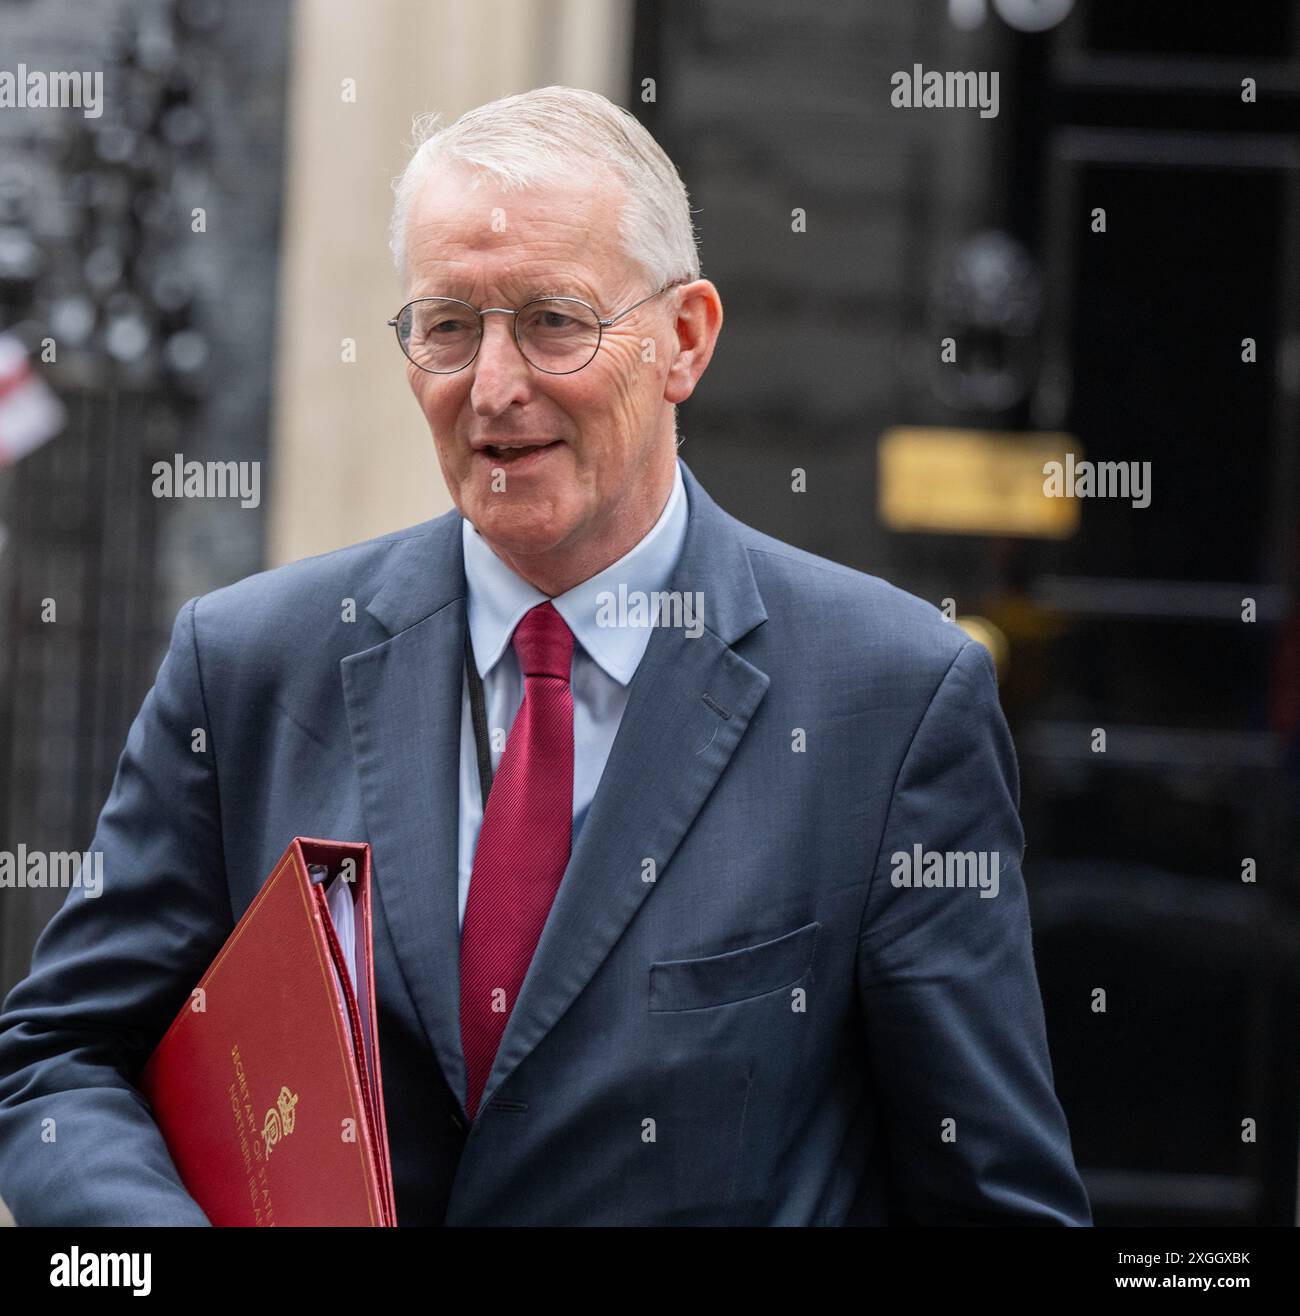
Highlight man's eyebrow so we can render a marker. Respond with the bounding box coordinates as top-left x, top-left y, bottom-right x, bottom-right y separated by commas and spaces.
517, 286, 589, 303
411, 280, 597, 306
